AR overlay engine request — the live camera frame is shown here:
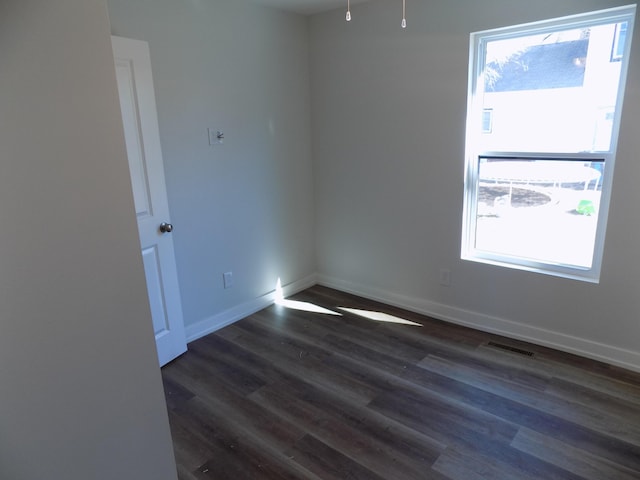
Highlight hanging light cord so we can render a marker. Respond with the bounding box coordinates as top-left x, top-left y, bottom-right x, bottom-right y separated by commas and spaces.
402, 0, 407, 28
